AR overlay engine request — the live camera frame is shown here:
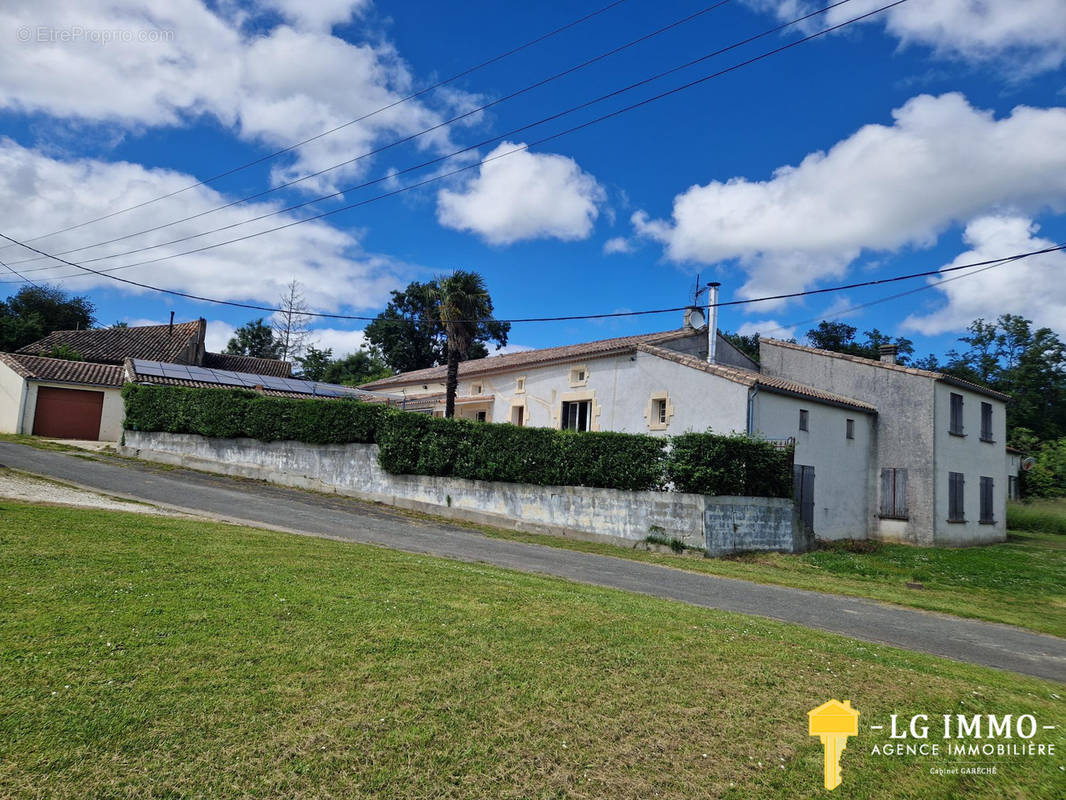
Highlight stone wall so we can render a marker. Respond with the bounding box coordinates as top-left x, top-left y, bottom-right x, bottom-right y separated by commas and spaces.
121, 430, 804, 556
